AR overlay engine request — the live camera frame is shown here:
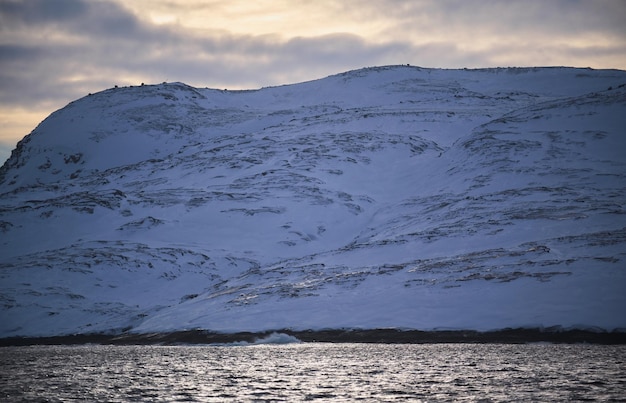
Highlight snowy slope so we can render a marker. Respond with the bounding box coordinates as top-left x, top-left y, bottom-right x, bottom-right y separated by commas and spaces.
1, 66, 625, 337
